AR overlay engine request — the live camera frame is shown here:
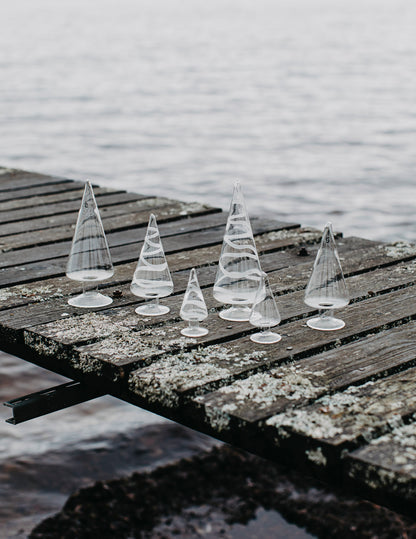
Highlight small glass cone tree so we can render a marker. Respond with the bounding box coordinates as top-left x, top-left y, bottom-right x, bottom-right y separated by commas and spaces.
66, 181, 114, 308
249, 272, 282, 344
180, 268, 209, 337
304, 222, 349, 330
213, 181, 262, 322
130, 213, 173, 316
